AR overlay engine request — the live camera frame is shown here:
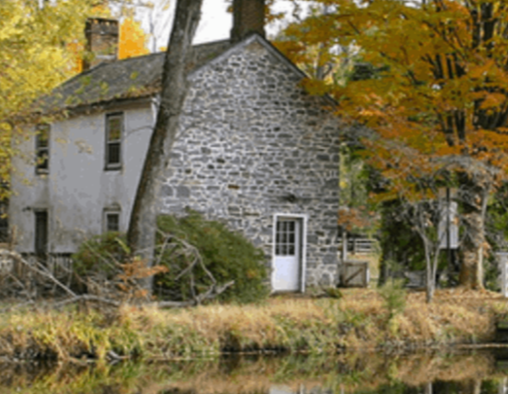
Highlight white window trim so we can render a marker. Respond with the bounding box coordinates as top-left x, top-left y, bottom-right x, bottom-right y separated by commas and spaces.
35, 124, 50, 175
105, 112, 123, 171
271, 213, 308, 292
103, 208, 121, 233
